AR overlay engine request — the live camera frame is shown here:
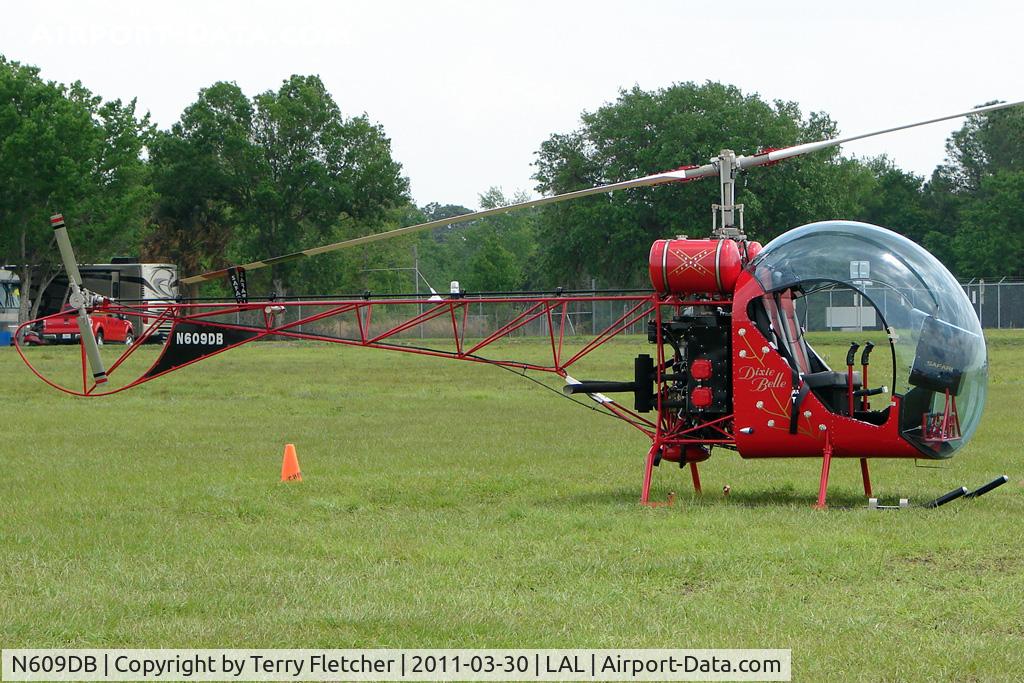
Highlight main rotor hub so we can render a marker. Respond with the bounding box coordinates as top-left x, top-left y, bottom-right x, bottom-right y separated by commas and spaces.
711, 149, 746, 241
